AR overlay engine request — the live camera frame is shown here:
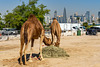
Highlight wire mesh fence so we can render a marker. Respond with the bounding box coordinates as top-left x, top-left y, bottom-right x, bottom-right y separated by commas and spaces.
0, 30, 20, 41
